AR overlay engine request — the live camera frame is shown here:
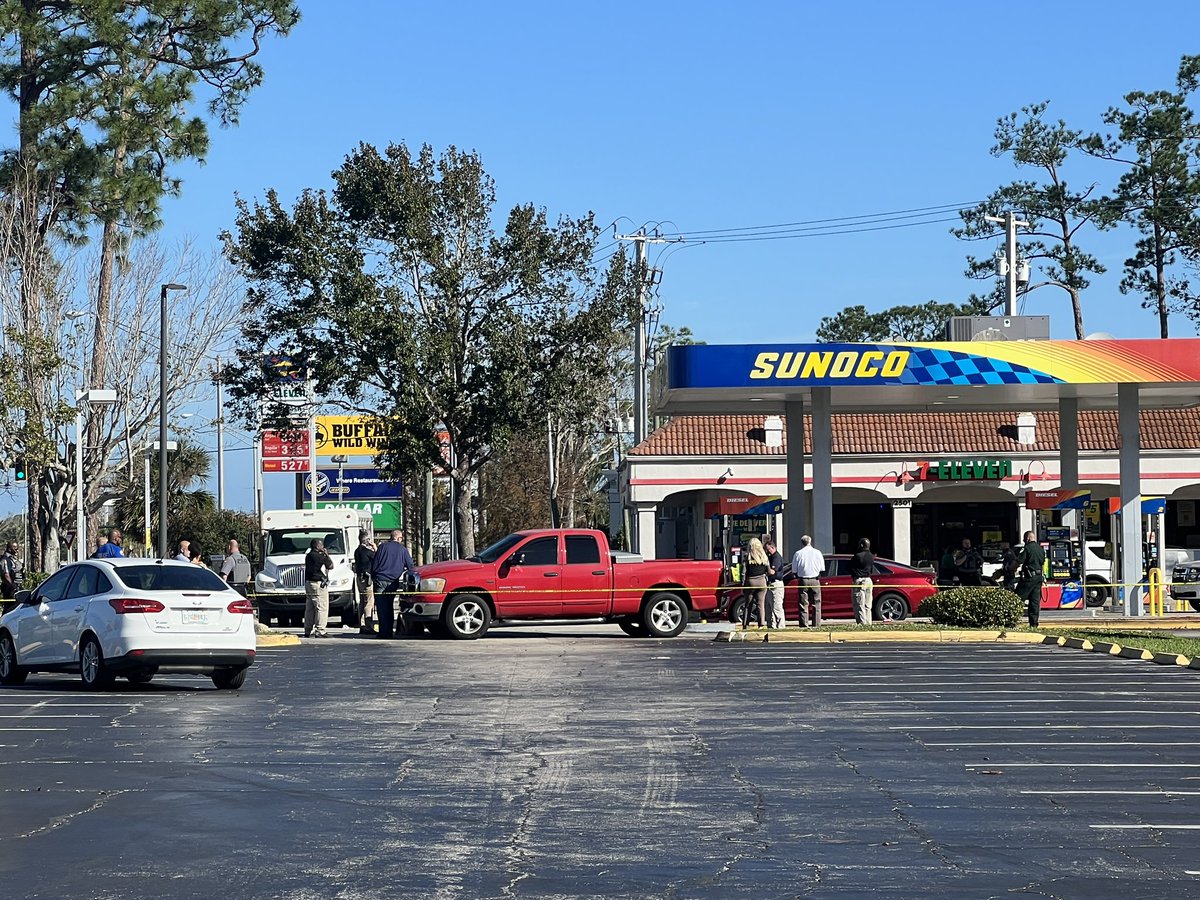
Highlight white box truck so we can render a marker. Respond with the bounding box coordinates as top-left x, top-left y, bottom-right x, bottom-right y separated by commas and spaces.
253, 508, 373, 627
